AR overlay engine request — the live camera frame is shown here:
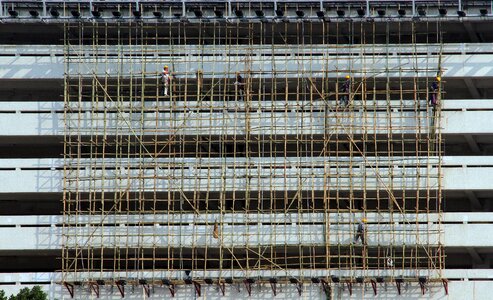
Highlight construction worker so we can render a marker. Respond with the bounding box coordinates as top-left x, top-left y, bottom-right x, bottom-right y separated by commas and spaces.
234, 72, 245, 100
354, 218, 367, 245
196, 69, 206, 100
429, 76, 440, 107
161, 65, 171, 96
339, 75, 351, 106
212, 220, 219, 239
387, 256, 394, 268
